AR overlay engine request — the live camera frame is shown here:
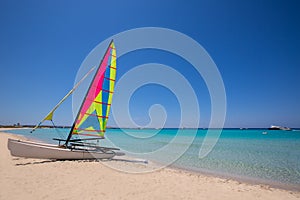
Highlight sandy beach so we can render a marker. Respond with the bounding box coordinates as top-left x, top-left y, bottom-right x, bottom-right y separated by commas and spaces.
0, 129, 299, 200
